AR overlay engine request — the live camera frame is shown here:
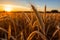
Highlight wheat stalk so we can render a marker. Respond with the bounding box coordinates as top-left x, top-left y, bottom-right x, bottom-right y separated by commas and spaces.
50, 25, 60, 40
0, 15, 17, 40
8, 24, 11, 40
27, 31, 46, 40
0, 27, 7, 33
0, 27, 16, 40
31, 4, 45, 35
